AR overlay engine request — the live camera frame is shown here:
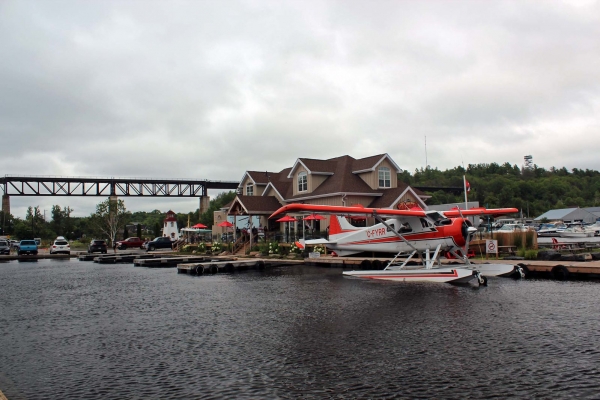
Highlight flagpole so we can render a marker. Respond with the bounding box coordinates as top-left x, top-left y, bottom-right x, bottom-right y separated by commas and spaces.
463, 175, 468, 209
